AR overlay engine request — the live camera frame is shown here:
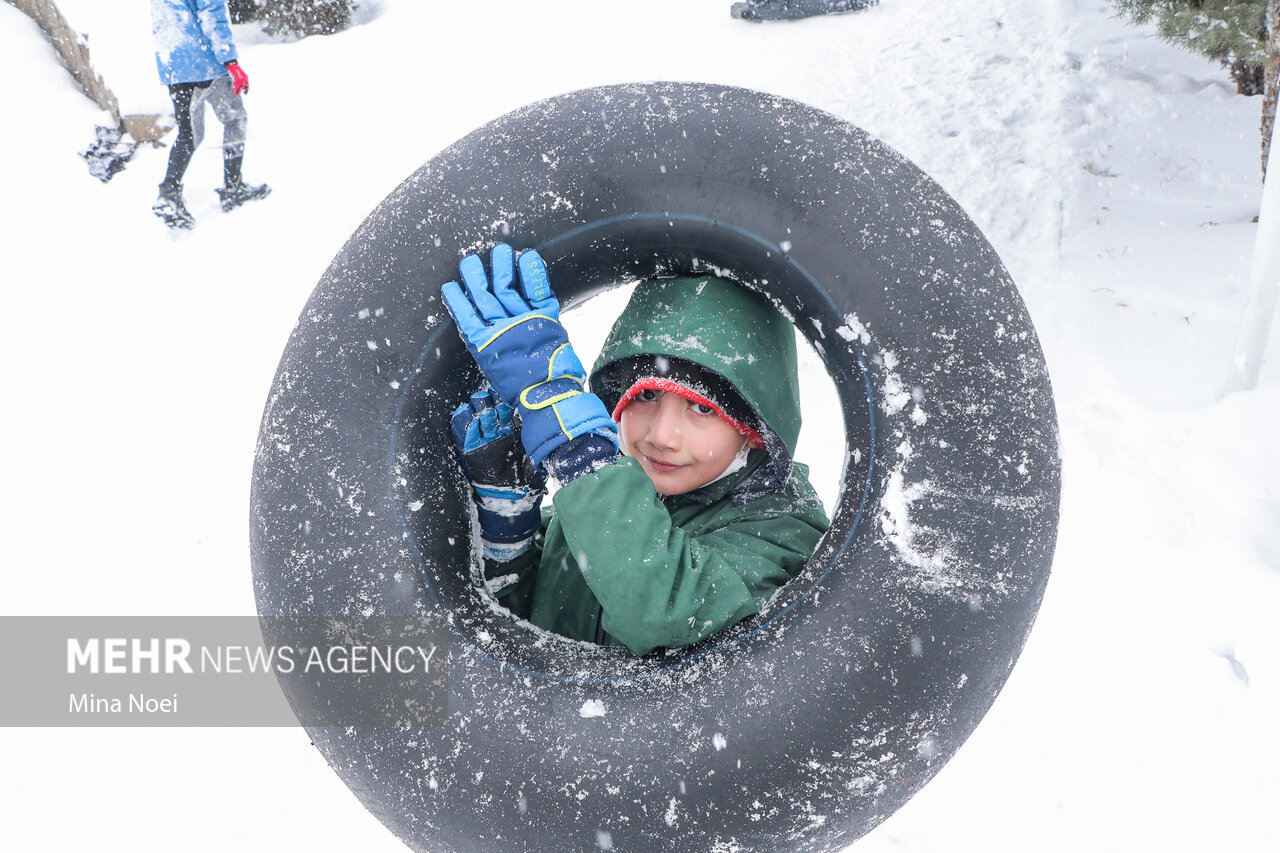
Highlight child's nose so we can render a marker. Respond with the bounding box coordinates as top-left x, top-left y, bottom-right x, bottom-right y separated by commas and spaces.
647, 396, 683, 449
